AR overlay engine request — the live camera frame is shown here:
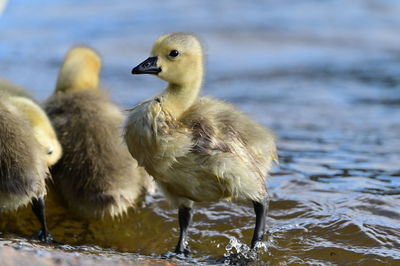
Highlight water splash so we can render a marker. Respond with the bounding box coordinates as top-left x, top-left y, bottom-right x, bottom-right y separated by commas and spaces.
222, 237, 268, 265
